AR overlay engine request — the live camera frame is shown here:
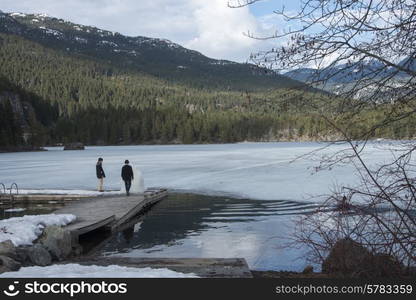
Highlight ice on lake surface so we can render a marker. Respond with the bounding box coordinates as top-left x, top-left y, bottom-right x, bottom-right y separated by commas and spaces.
0, 142, 398, 202
0, 142, 402, 271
